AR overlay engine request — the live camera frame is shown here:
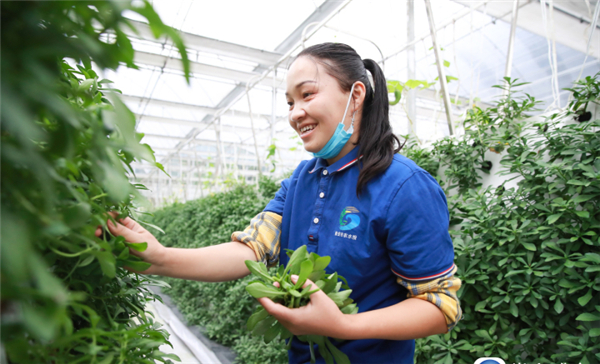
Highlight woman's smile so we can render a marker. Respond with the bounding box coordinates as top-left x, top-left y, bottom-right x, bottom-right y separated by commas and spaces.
298, 124, 317, 139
